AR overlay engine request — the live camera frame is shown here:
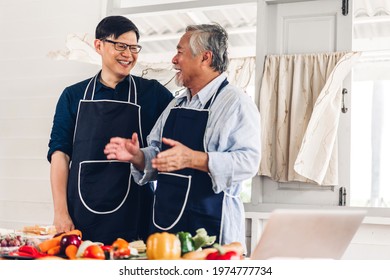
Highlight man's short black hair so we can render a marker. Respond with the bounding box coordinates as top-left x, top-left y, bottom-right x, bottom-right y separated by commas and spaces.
95, 15, 140, 41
